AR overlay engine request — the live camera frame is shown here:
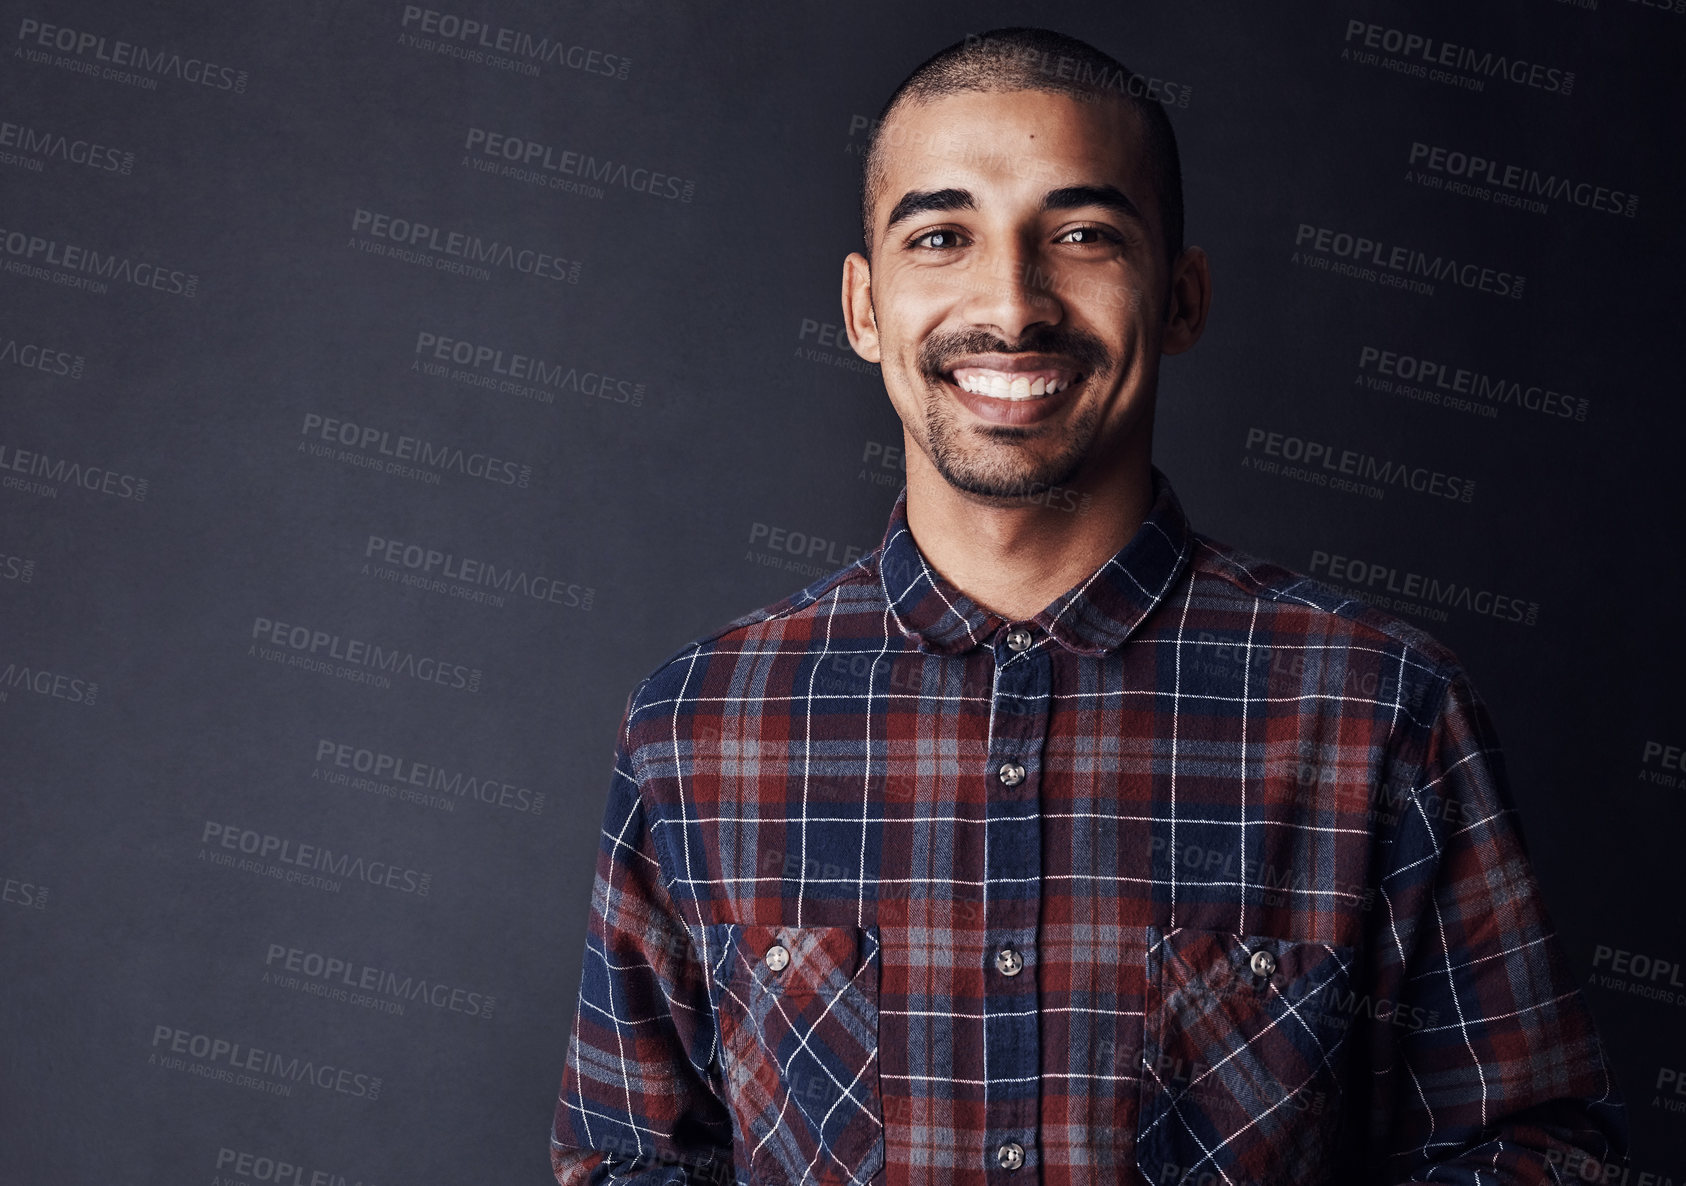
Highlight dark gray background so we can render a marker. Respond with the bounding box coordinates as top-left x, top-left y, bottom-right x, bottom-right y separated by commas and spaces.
3, 1, 1682, 1182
